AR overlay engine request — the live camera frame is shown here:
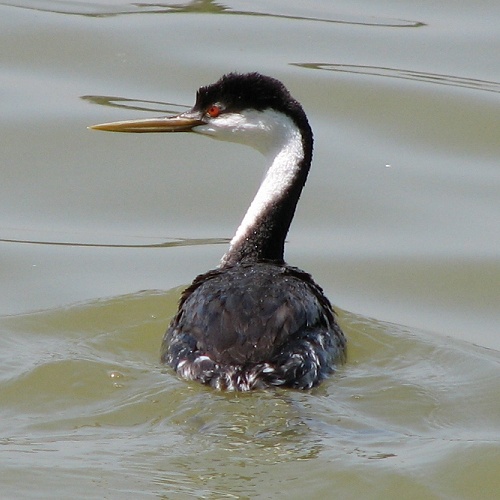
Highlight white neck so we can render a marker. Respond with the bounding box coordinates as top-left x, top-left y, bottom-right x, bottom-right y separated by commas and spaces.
215, 112, 304, 266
